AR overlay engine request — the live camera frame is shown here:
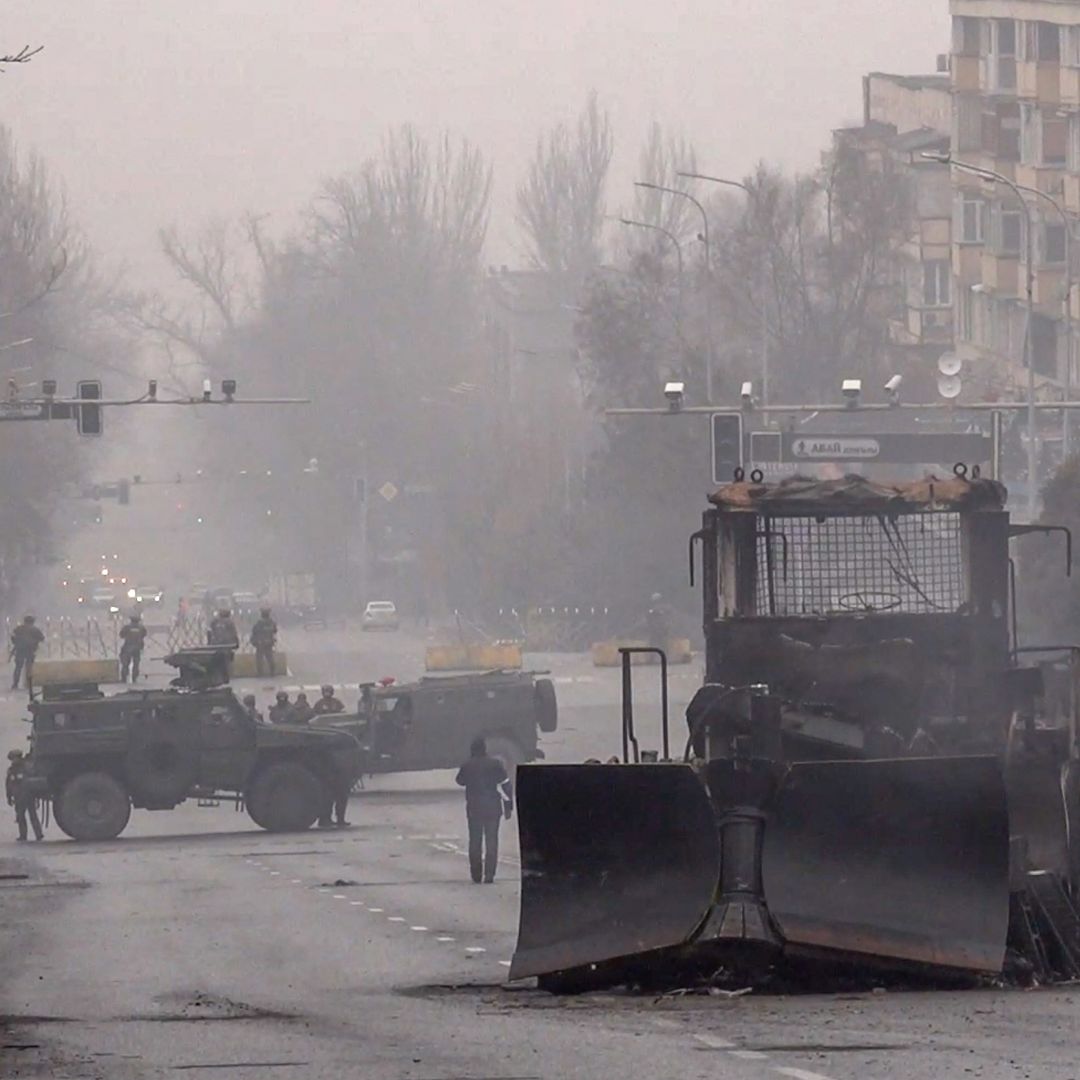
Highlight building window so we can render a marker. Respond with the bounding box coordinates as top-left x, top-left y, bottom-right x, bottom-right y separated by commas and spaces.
1044, 114, 1068, 166
987, 102, 1021, 161
958, 195, 985, 243
991, 19, 1018, 90
953, 15, 983, 57
1066, 26, 1080, 68
1032, 313, 1058, 378
998, 209, 1022, 255
1021, 107, 1067, 167
958, 286, 974, 342
1043, 222, 1067, 265
1037, 21, 1061, 62
923, 261, 951, 307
